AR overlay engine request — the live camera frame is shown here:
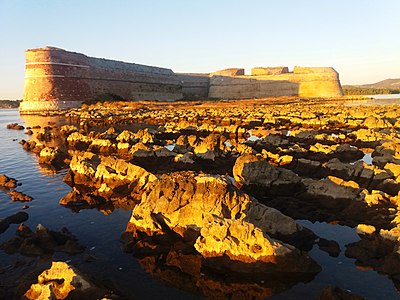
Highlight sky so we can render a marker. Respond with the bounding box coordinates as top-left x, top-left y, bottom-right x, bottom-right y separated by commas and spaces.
0, 0, 399, 99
